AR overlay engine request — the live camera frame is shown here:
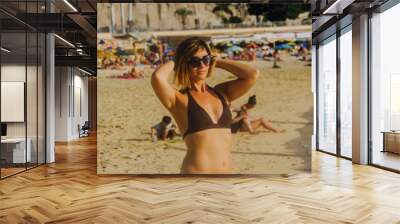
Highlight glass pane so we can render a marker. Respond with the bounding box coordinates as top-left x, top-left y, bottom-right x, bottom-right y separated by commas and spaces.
38, 32, 45, 165
26, 0, 39, 170
1, 30, 27, 177
27, 31, 38, 169
0, 1, 46, 178
371, 4, 400, 171
340, 27, 352, 158
317, 35, 337, 154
